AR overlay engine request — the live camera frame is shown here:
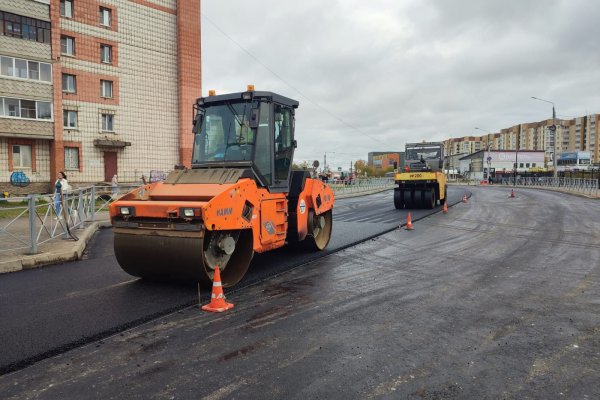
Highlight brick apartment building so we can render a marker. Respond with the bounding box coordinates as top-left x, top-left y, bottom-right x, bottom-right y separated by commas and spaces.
0, 0, 201, 194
